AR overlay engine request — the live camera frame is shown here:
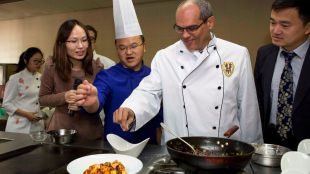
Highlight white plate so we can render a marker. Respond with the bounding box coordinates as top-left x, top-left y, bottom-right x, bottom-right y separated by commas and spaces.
298, 139, 310, 155
281, 168, 309, 174
67, 153, 143, 174
281, 151, 310, 173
